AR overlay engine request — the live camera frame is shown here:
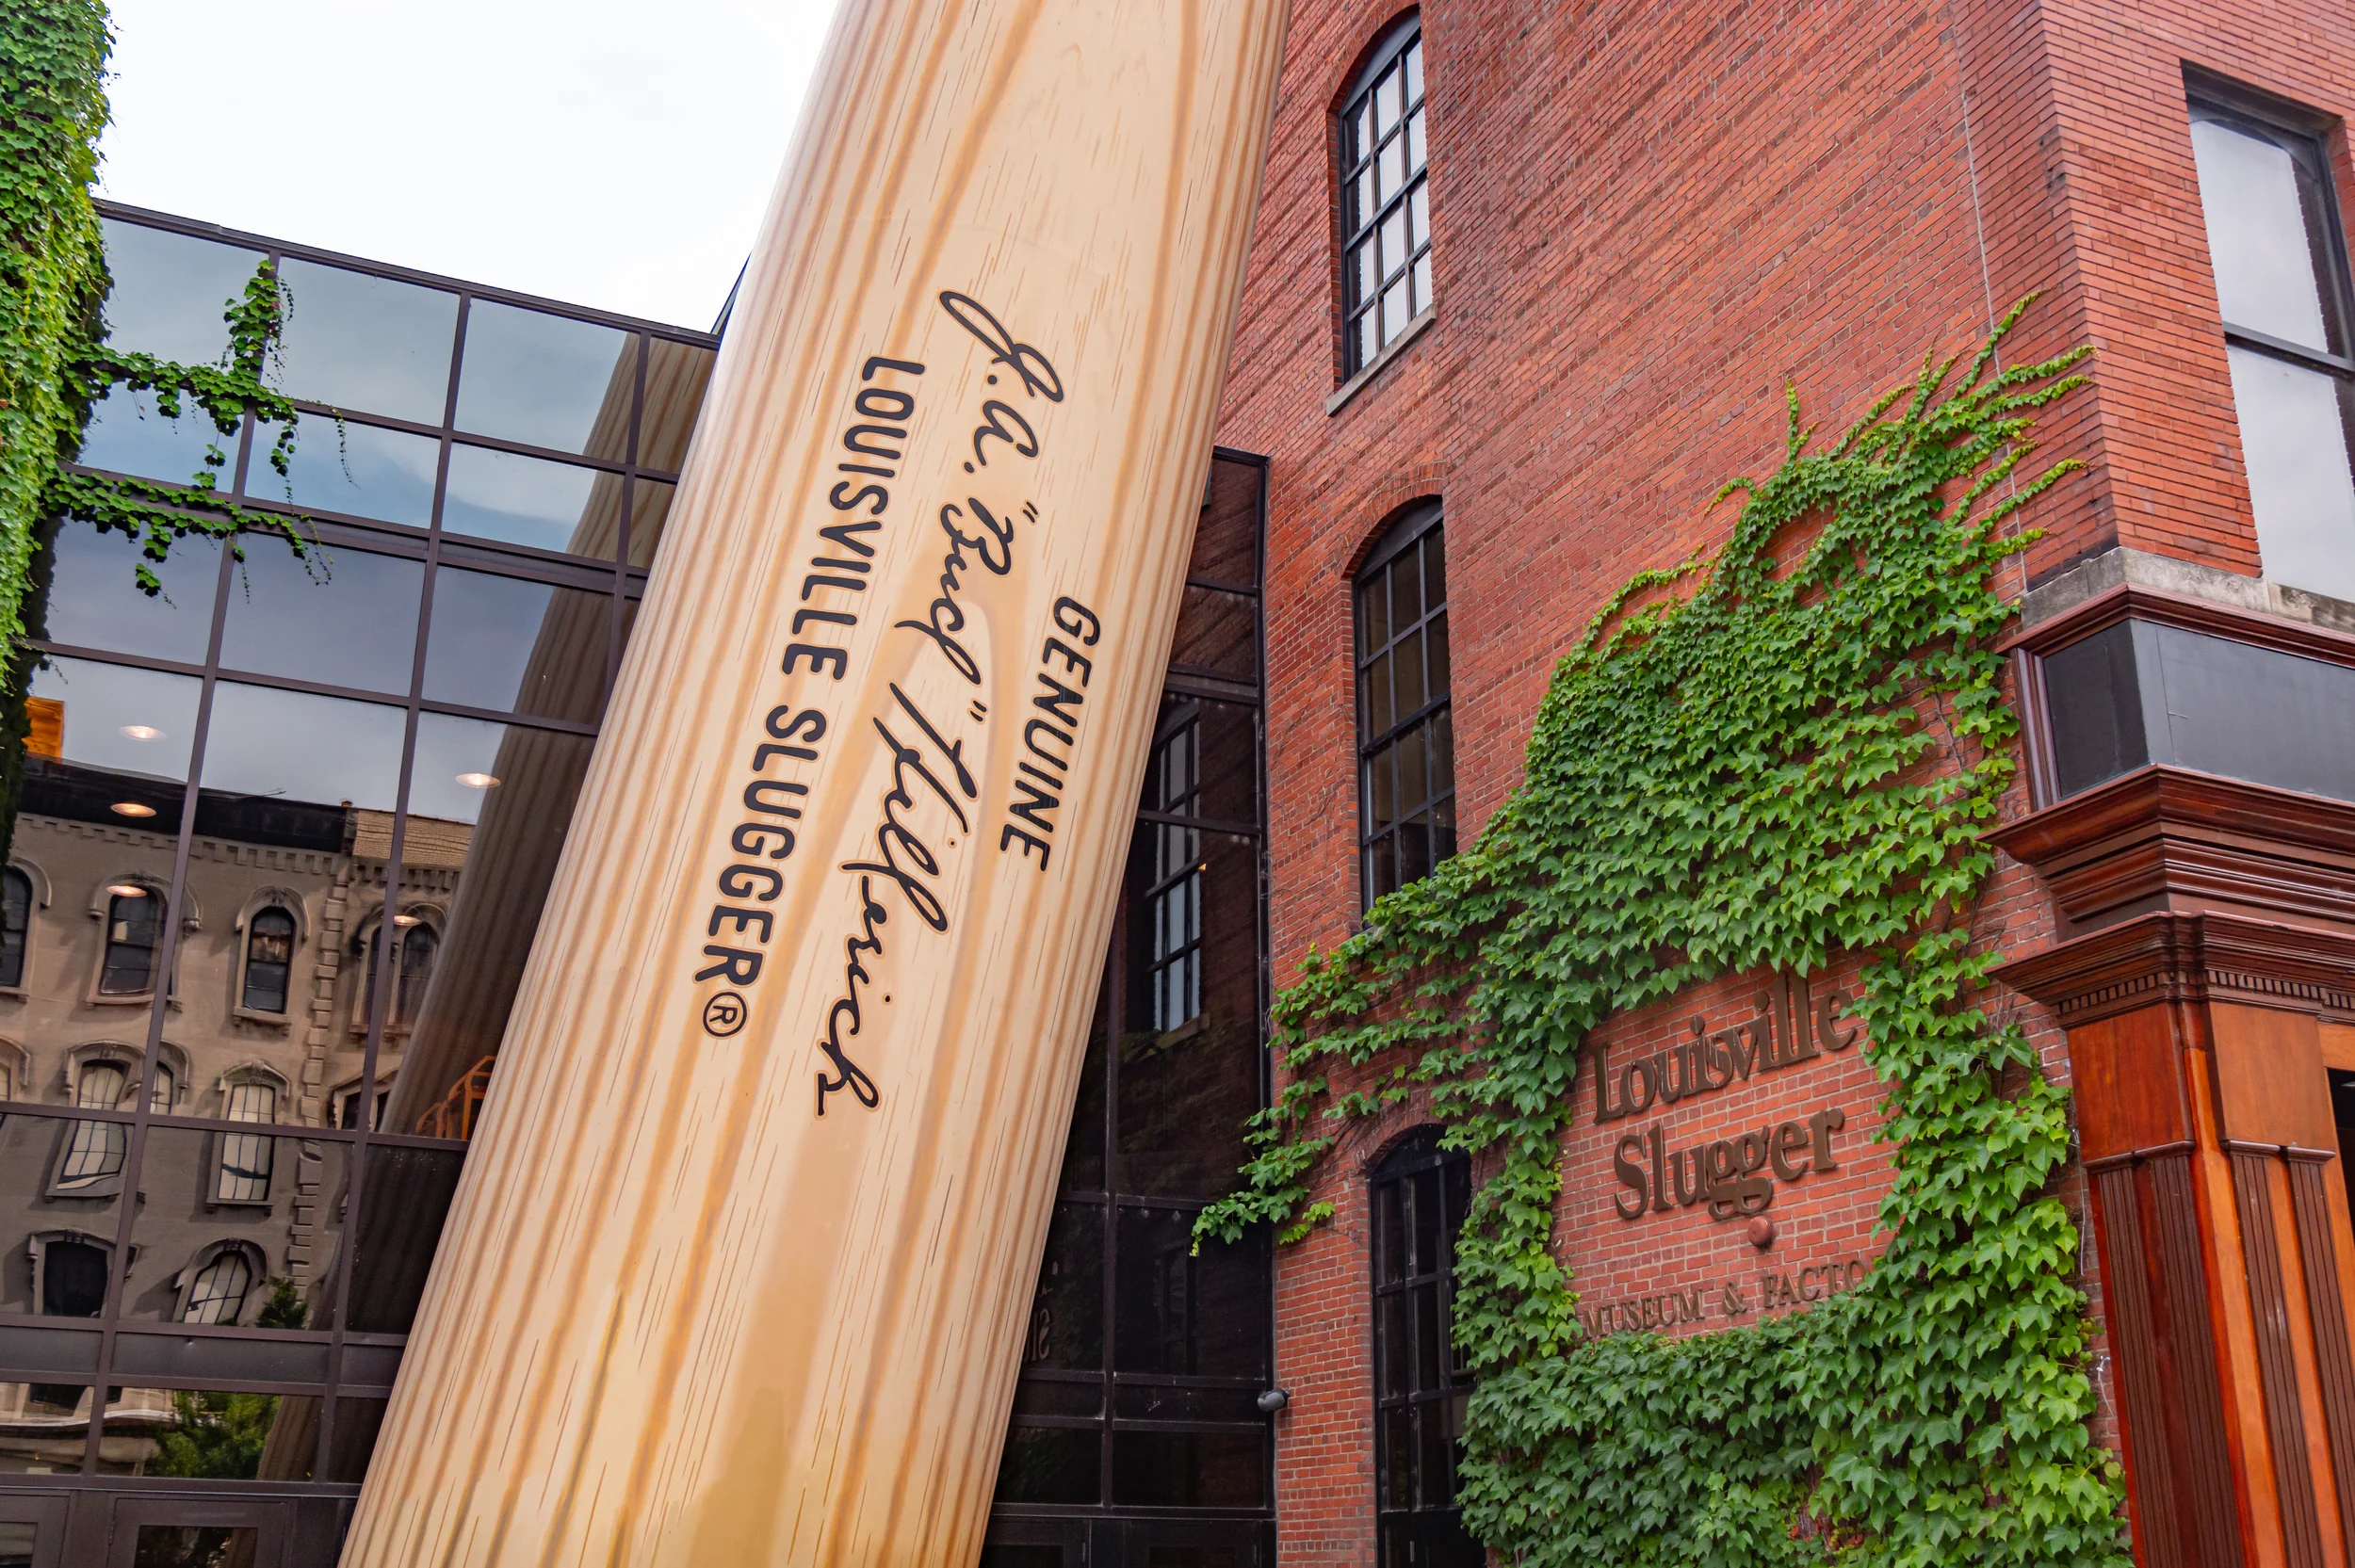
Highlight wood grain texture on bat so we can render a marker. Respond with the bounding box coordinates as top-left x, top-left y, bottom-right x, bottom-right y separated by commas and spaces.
338, 3, 1288, 1565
